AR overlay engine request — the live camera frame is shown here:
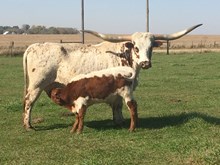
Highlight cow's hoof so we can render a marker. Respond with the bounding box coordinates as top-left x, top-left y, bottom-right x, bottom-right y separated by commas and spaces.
113, 120, 125, 127
24, 125, 36, 131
